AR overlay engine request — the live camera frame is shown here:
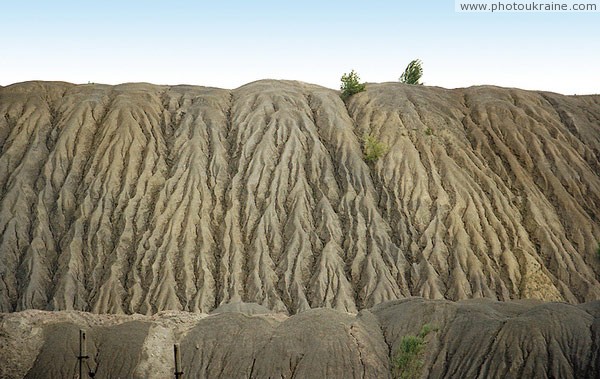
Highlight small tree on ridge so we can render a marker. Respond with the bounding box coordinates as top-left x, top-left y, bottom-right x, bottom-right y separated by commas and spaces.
340, 70, 366, 101
399, 59, 423, 85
